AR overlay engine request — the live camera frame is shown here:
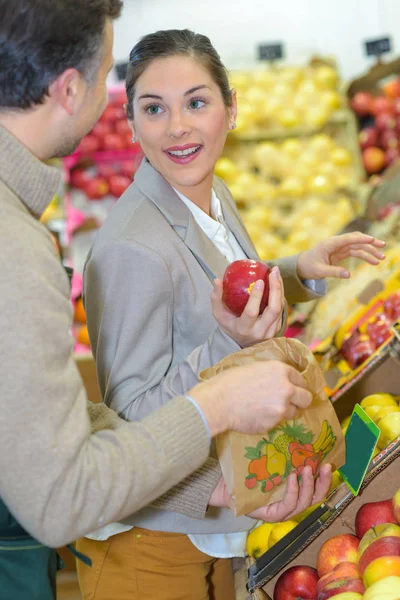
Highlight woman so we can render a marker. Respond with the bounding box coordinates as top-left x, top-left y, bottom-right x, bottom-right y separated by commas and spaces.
77, 30, 385, 600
